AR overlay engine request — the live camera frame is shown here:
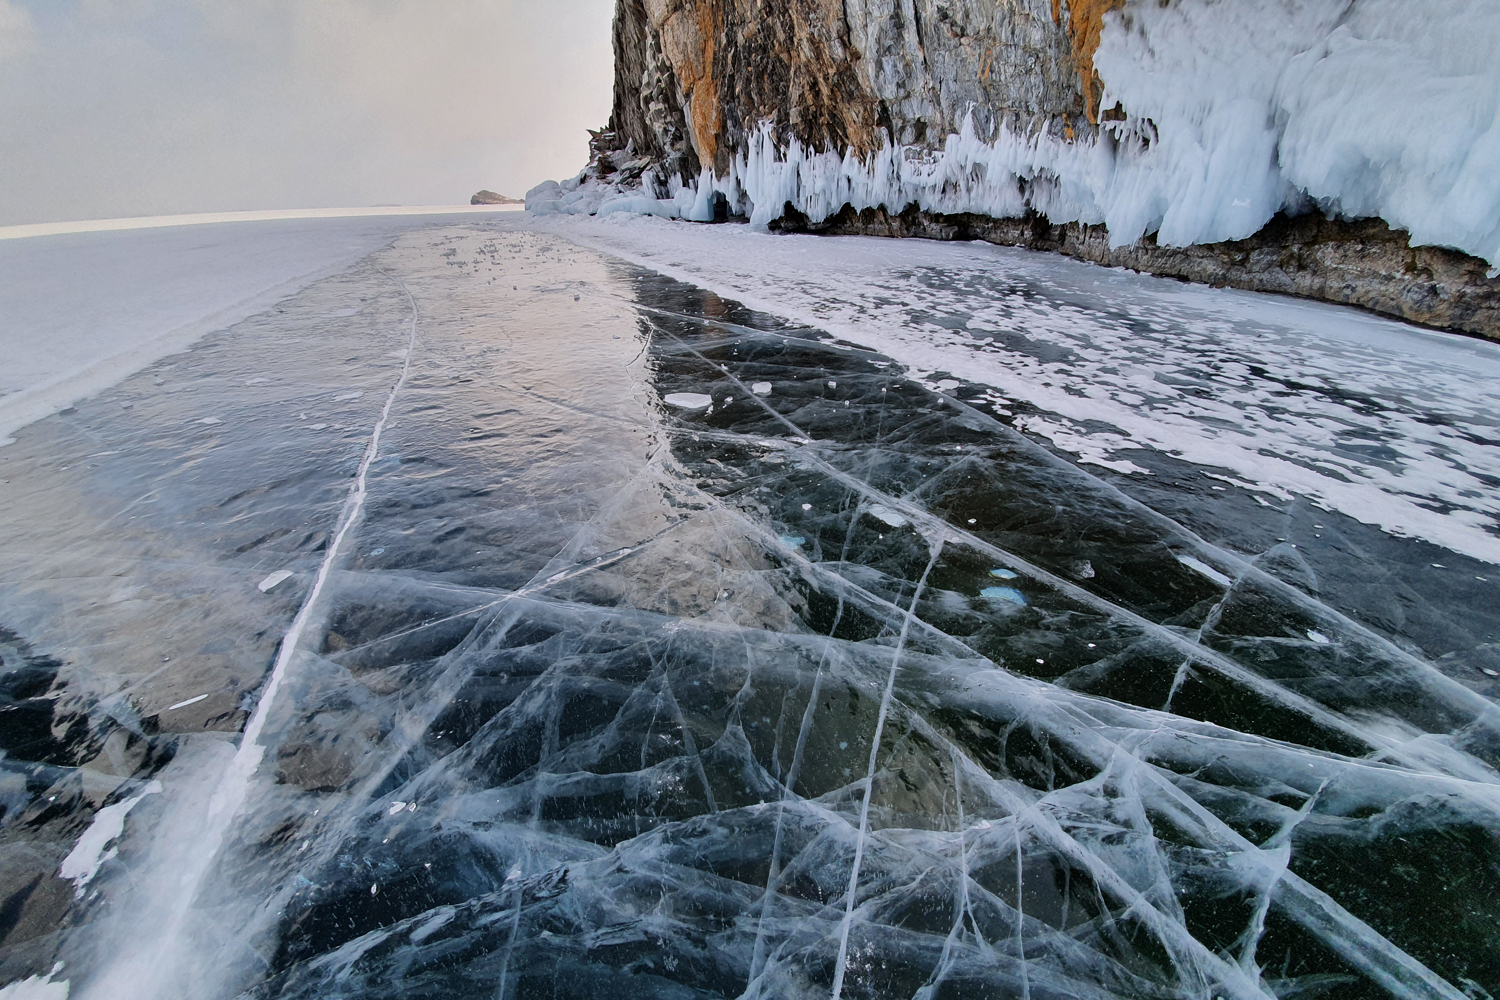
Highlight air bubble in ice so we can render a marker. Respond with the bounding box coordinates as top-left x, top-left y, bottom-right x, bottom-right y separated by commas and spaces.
982, 586, 1027, 606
